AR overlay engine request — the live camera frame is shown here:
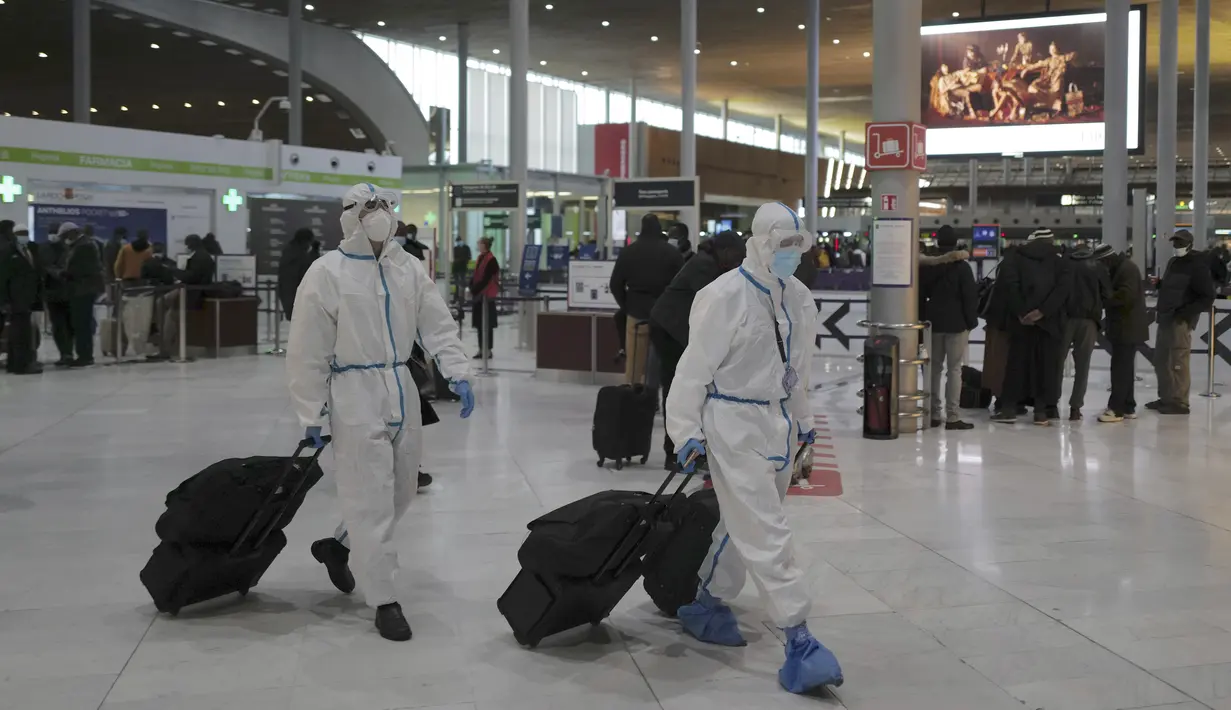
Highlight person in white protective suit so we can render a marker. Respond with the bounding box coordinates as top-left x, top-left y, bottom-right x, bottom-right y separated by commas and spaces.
287, 183, 475, 642
666, 202, 843, 694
